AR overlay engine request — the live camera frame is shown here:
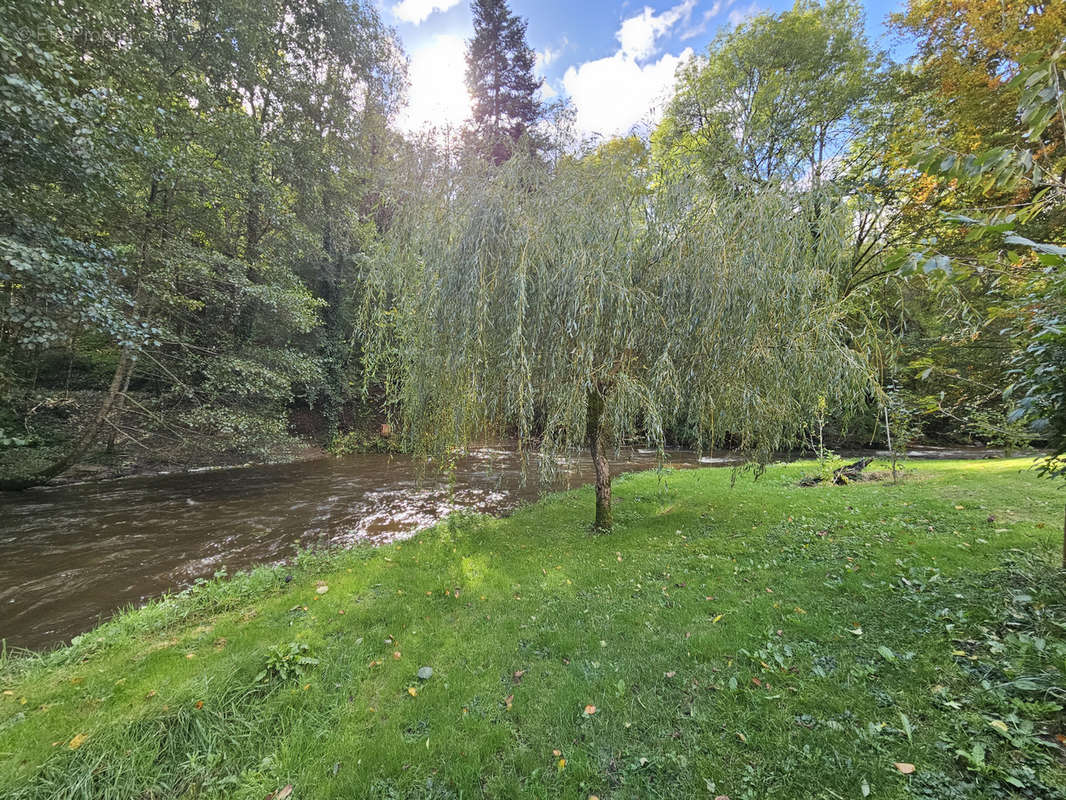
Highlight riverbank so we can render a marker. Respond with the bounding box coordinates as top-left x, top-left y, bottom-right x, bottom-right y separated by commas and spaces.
3, 459, 1065, 798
